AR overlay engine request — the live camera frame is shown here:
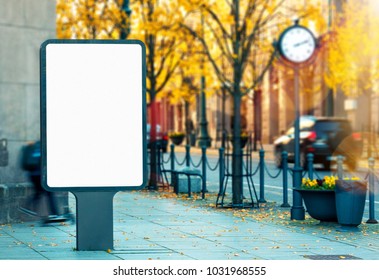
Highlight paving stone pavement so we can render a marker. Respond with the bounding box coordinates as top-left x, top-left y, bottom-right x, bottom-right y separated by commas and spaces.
0, 190, 378, 260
